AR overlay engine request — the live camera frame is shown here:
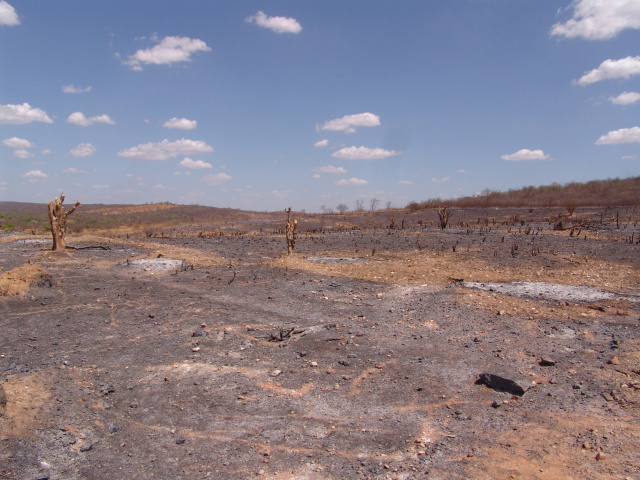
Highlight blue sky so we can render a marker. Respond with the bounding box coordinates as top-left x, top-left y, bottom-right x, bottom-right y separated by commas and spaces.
1, 1, 639, 212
